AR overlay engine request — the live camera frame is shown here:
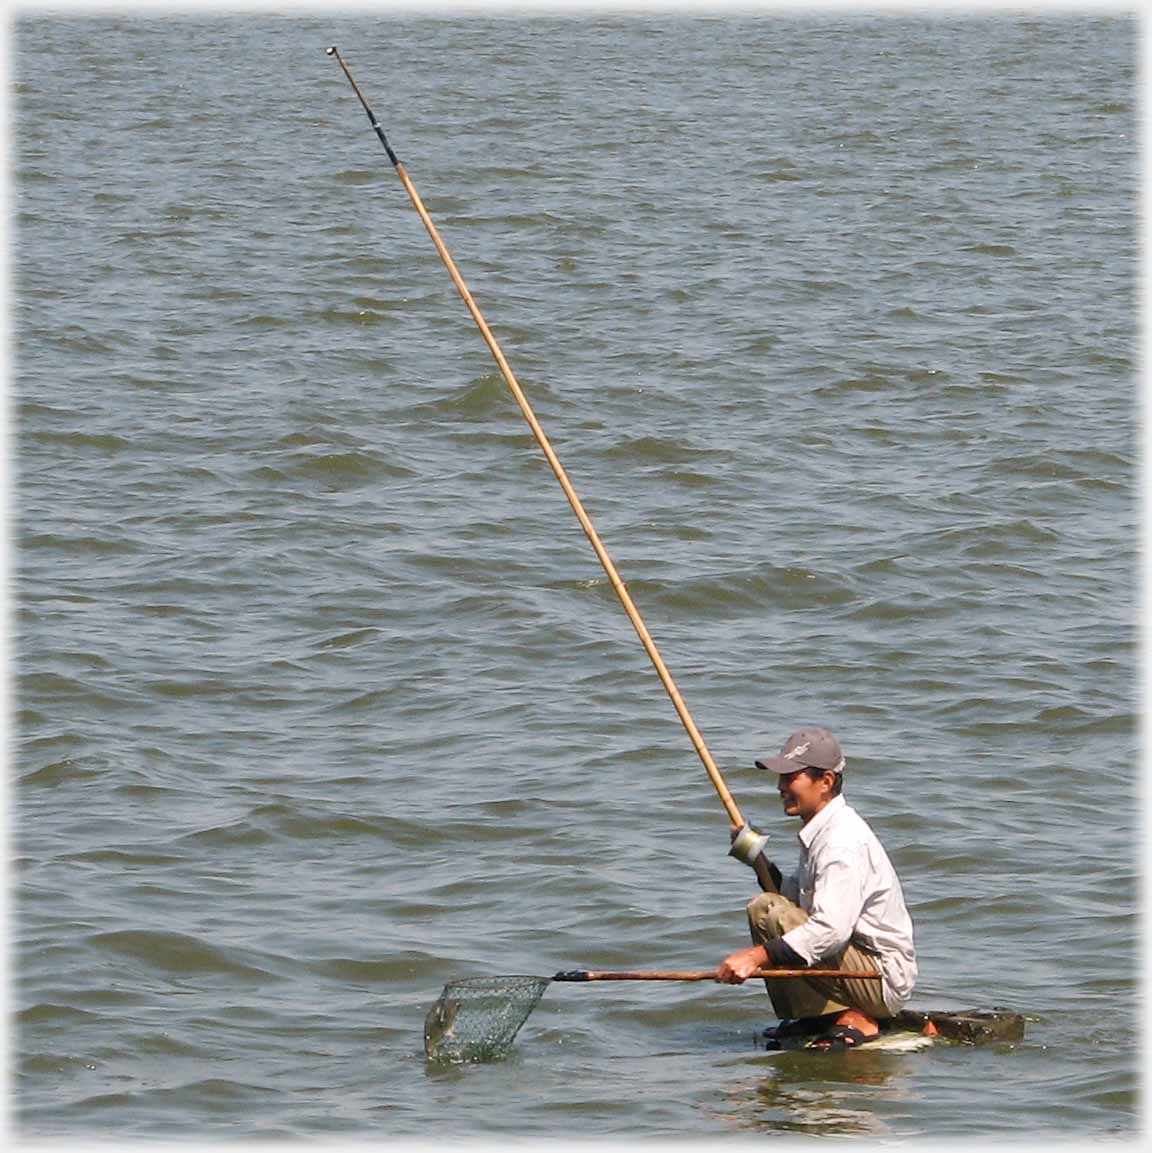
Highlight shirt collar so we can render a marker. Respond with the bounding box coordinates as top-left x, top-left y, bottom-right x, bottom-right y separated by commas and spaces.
797, 792, 846, 848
